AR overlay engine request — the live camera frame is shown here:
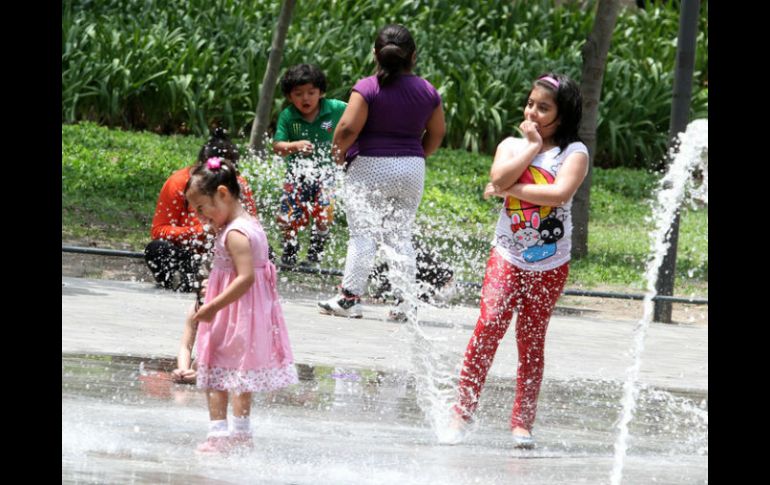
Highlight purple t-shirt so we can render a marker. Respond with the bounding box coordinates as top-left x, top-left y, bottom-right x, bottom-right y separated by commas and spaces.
351, 74, 441, 158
